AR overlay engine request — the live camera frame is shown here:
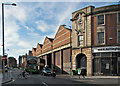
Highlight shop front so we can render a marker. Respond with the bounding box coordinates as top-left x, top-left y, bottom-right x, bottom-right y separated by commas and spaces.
92, 46, 120, 76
